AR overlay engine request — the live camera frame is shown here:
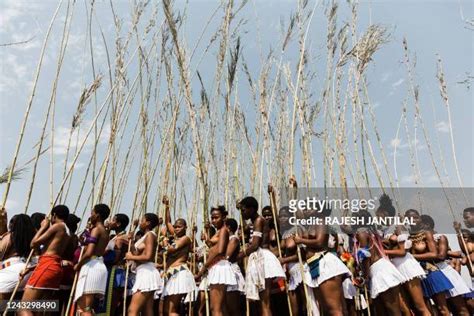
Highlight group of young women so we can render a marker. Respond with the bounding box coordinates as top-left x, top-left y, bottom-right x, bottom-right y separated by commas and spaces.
0, 189, 473, 316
